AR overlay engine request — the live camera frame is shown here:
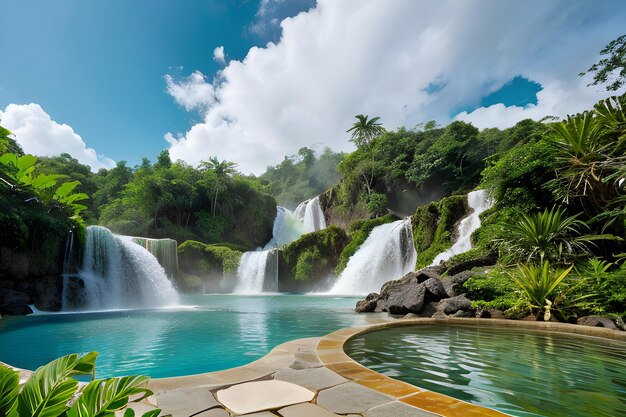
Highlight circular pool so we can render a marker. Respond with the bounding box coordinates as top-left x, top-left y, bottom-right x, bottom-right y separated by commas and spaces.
0, 294, 370, 378
345, 324, 626, 417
